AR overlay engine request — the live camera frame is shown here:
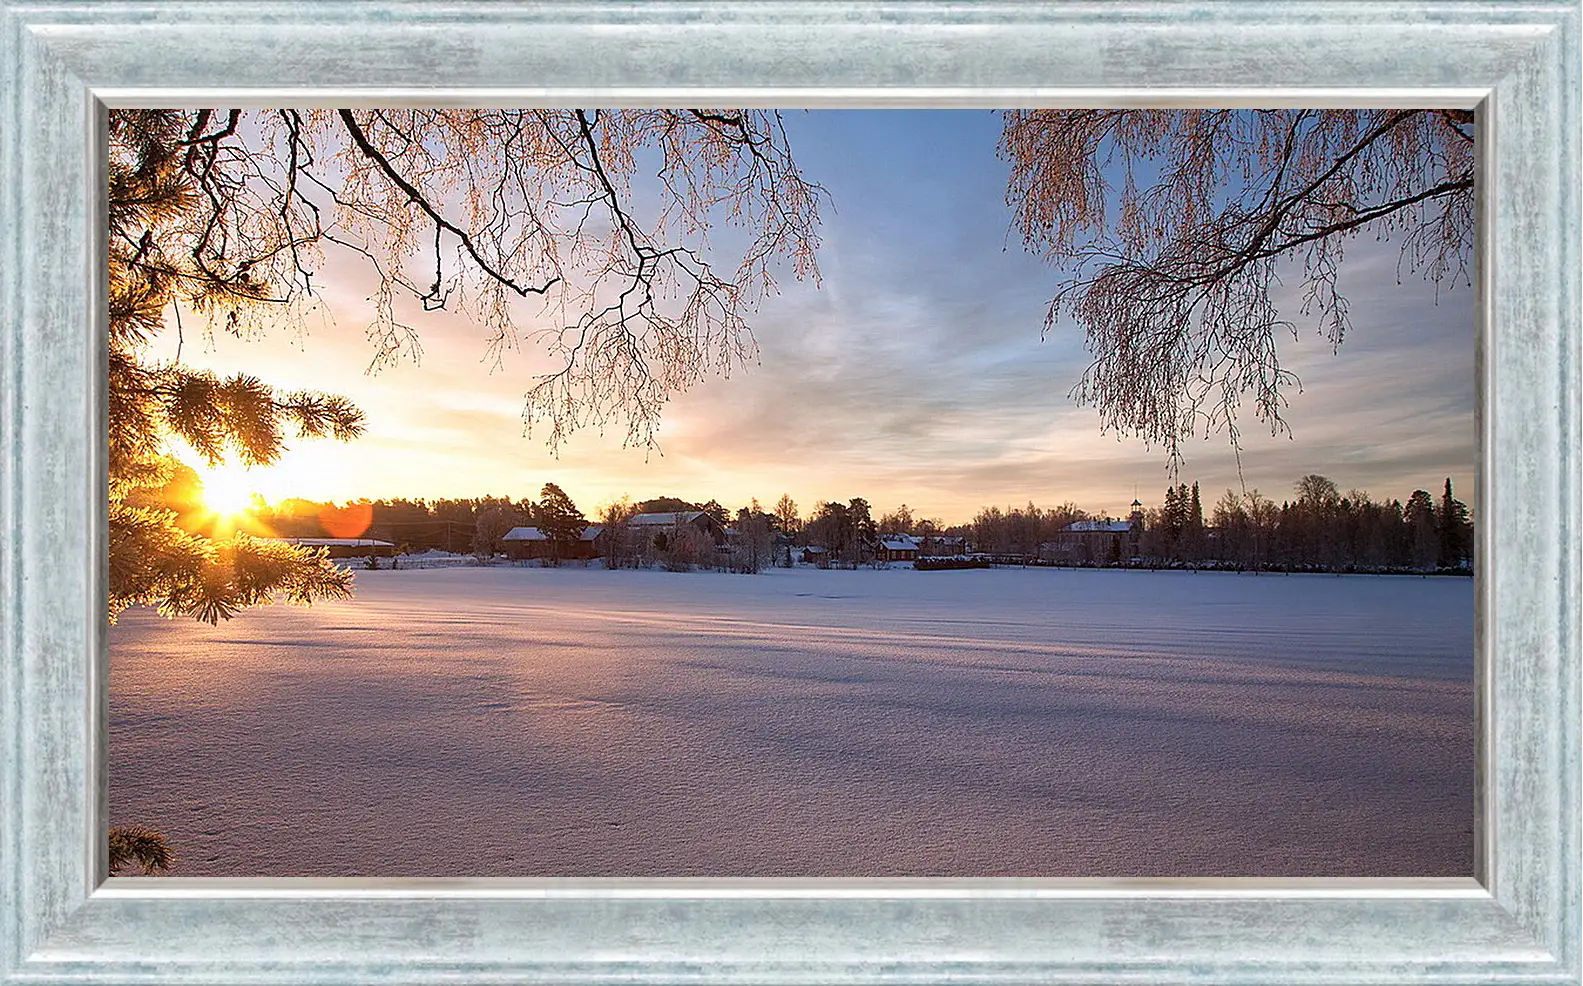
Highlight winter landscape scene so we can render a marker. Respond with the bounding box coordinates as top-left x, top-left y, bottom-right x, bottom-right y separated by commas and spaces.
108, 108, 1475, 877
